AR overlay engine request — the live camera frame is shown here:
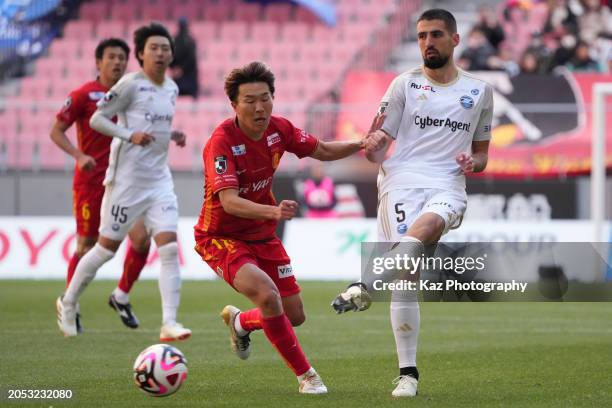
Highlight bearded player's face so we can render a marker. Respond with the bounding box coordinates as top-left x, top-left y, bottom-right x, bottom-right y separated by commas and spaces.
232, 82, 273, 139
417, 19, 459, 69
